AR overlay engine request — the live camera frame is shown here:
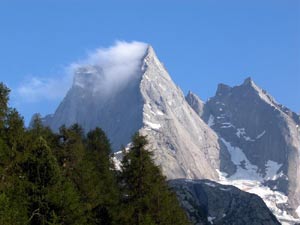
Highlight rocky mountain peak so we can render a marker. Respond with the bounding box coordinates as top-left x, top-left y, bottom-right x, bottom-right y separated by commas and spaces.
144, 45, 156, 58
240, 78, 279, 106
41, 43, 230, 182
216, 83, 231, 96
239, 78, 299, 124
142, 45, 172, 82
242, 76, 254, 86
187, 78, 300, 221
185, 91, 205, 117
36, 41, 300, 223
186, 91, 201, 100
